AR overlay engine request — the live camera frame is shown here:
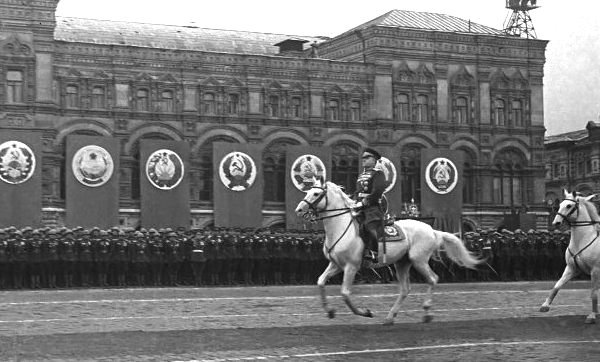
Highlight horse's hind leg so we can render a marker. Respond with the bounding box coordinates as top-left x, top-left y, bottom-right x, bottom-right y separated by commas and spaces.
539, 264, 578, 313
585, 268, 600, 324
412, 260, 439, 323
340, 264, 373, 318
383, 259, 412, 326
317, 262, 342, 319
